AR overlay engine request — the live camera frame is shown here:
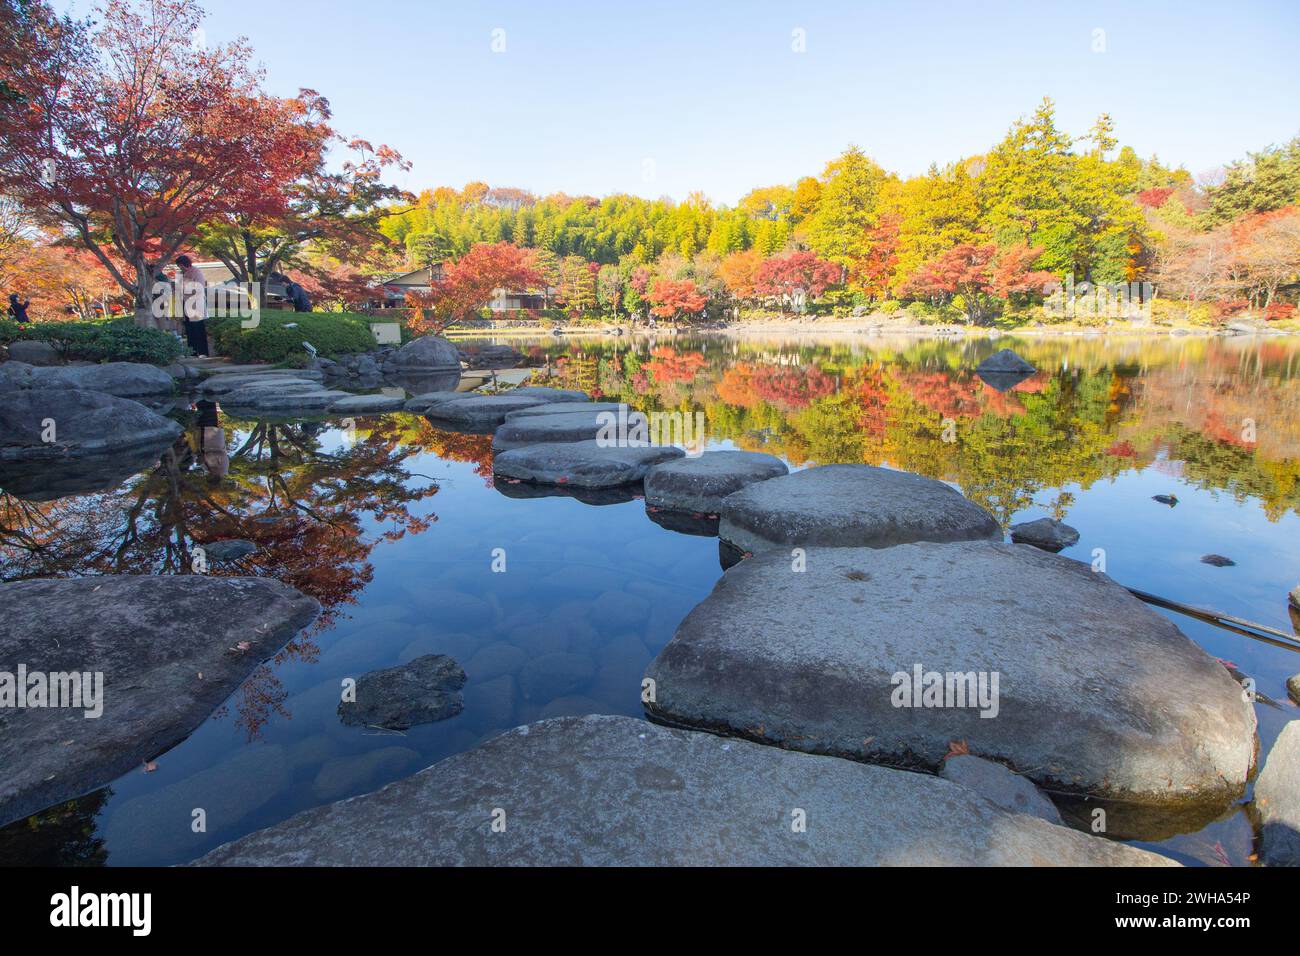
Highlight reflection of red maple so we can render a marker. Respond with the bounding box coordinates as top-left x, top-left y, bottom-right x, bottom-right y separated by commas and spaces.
644, 347, 708, 385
